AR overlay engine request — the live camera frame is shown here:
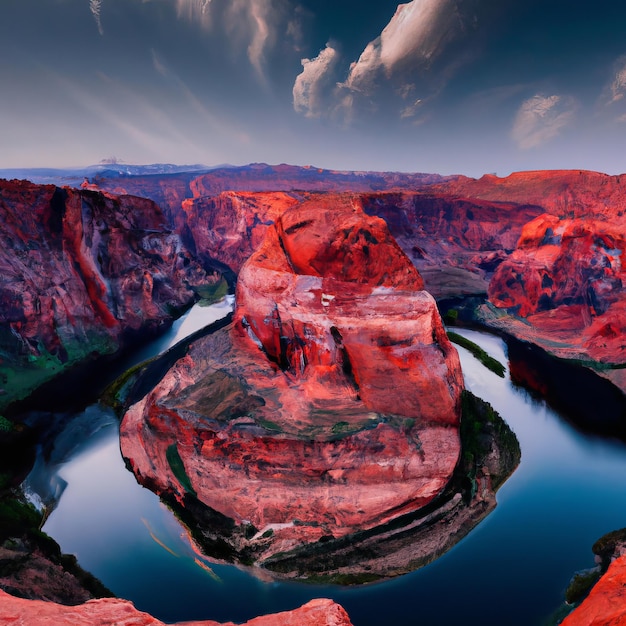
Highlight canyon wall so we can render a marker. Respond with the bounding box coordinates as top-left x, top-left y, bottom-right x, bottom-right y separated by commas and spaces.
0, 179, 212, 410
